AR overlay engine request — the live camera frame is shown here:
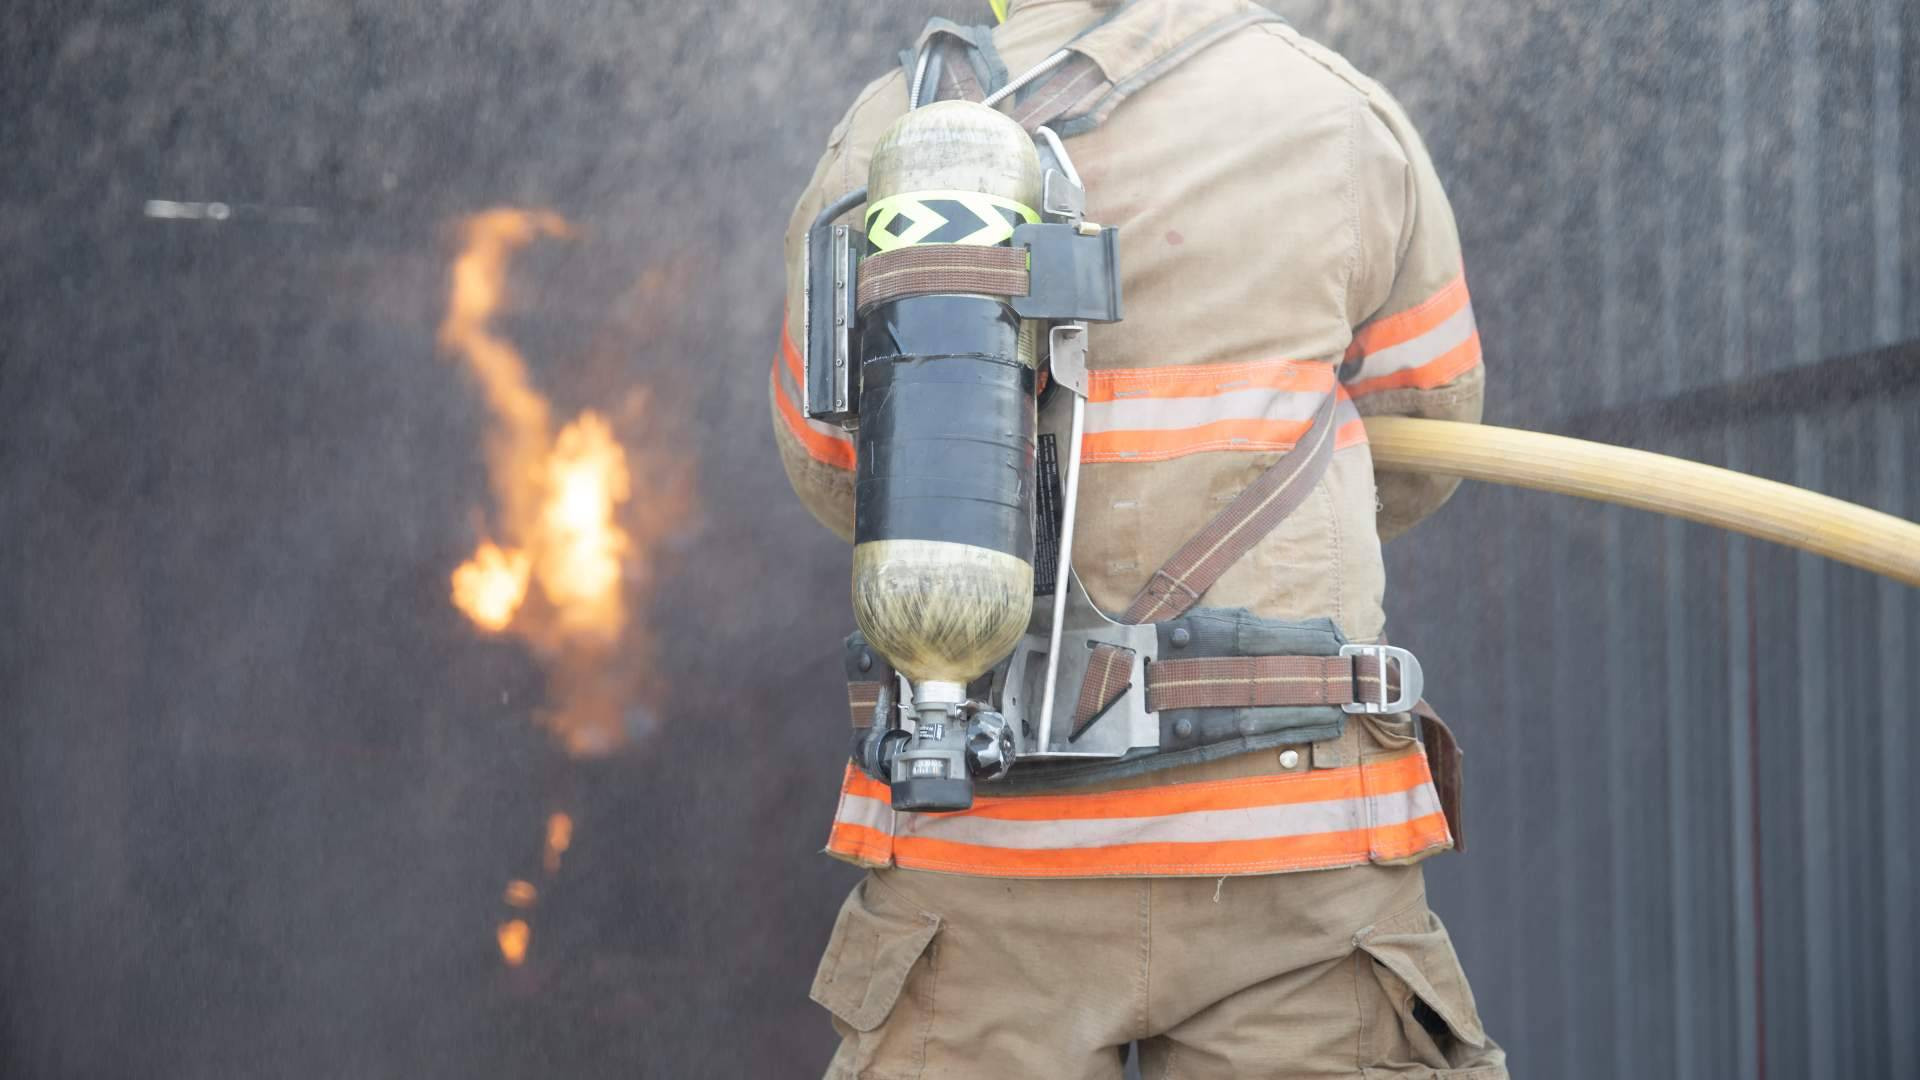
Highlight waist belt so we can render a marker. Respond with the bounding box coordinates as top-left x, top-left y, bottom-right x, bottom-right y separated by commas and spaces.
842, 601, 1424, 791
1145, 651, 1404, 713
